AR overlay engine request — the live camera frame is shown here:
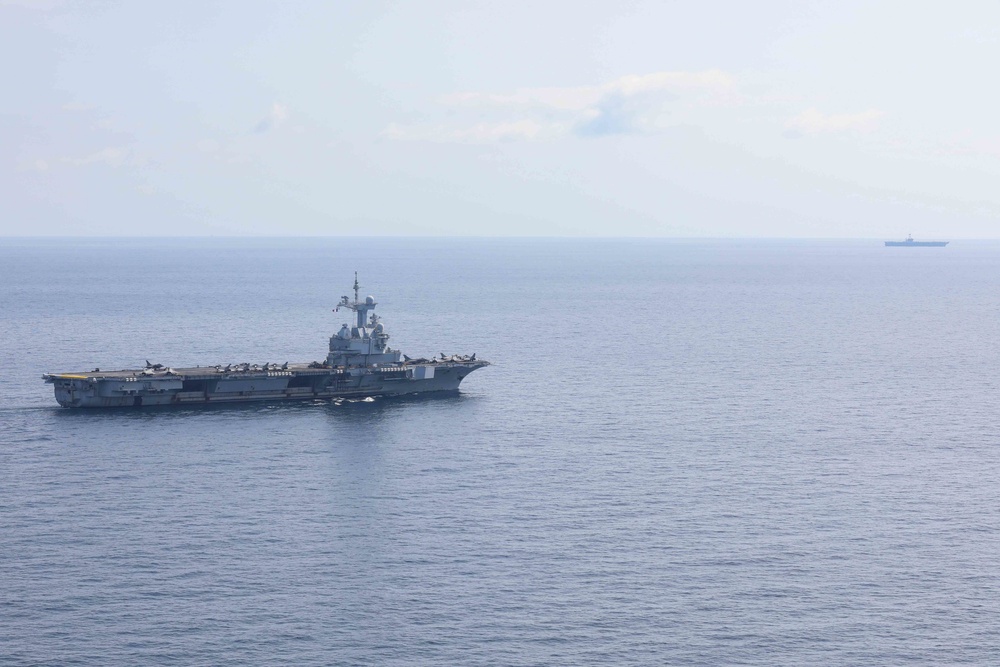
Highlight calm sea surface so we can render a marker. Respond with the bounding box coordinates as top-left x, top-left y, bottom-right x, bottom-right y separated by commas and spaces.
3, 237, 1000, 665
